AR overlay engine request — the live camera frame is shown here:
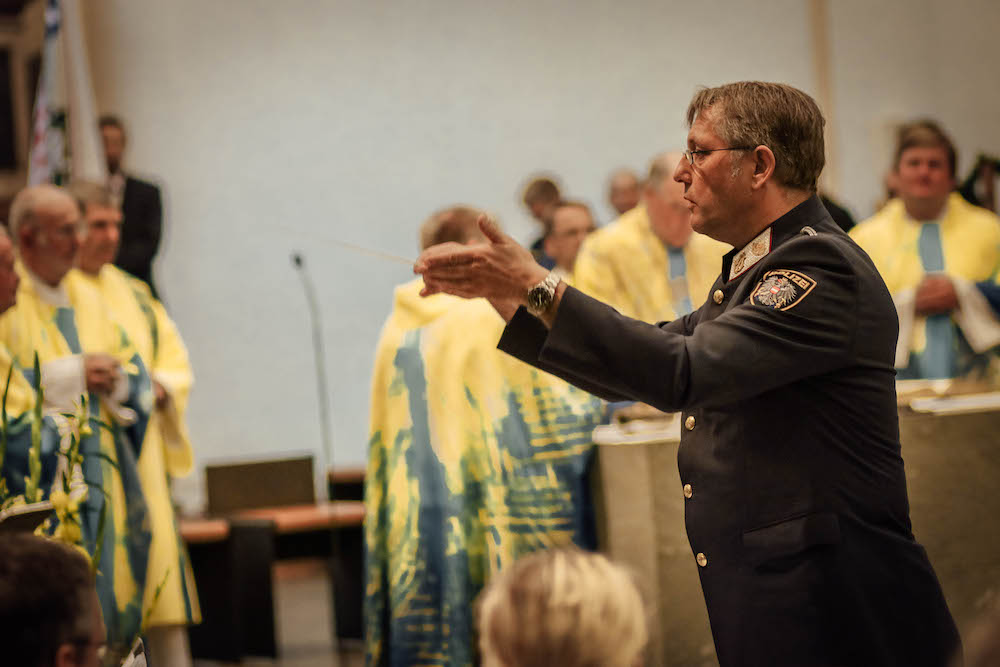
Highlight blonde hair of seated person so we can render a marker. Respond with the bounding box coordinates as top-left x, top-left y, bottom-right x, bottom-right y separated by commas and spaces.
477, 548, 647, 667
